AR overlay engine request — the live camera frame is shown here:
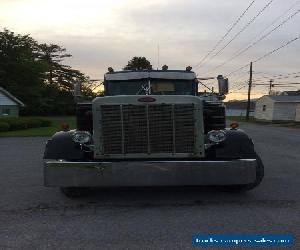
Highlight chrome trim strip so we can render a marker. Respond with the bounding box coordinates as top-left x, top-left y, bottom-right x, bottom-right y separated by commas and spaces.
44, 159, 257, 187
